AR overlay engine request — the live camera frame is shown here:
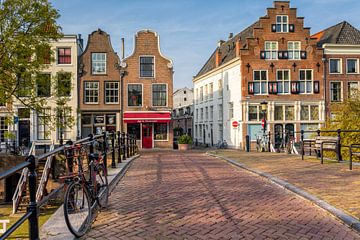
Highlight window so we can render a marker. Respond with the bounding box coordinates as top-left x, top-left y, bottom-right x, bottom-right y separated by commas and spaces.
37, 108, 51, 140
265, 41, 278, 60
218, 104, 223, 120
84, 82, 99, 103
196, 109, 199, 122
219, 124, 223, 141
285, 106, 295, 120
57, 72, 71, 97
229, 102, 234, 119
274, 106, 283, 121
248, 106, 258, 121
16, 72, 32, 97
195, 125, 198, 138
299, 70, 313, 94
57, 107, 72, 140
196, 89, 199, 103
348, 82, 359, 98
276, 15, 288, 32
154, 123, 167, 140
347, 59, 359, 74
329, 59, 342, 74
37, 46, 51, 64
253, 70, 268, 94
128, 123, 141, 140
92, 53, 106, 74
288, 42, 300, 60
209, 83, 213, 99
152, 84, 167, 106
128, 84, 142, 106
330, 82, 342, 102
200, 87, 204, 101
140, 56, 154, 77
204, 85, 208, 100
184, 97, 187, 101
105, 82, 119, 103
0, 117, 8, 142
201, 108, 204, 120
57, 48, 71, 64
18, 108, 30, 118
218, 80, 223, 98
210, 106, 214, 121
301, 105, 319, 121
277, 70, 290, 94
36, 73, 51, 97
205, 107, 209, 120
